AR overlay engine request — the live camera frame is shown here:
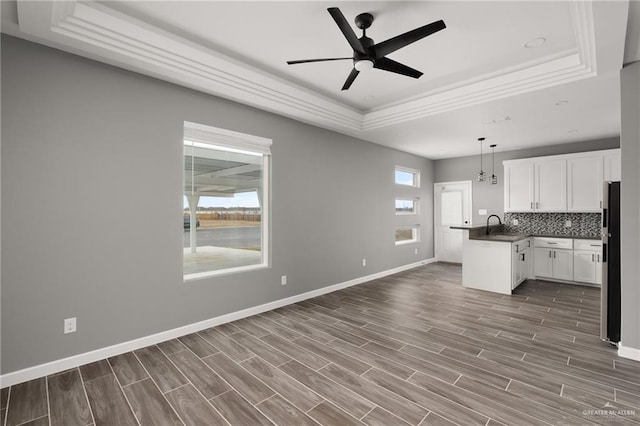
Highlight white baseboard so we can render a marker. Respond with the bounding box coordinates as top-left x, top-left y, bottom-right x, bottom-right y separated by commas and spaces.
618, 344, 640, 362
0, 258, 436, 388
